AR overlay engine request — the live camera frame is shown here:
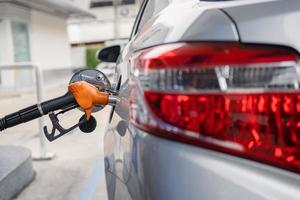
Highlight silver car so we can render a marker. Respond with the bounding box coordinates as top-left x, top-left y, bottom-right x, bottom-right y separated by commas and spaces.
99, 0, 300, 199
